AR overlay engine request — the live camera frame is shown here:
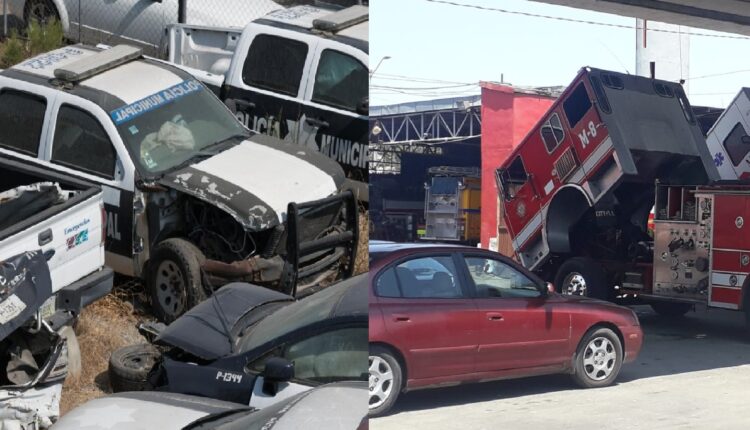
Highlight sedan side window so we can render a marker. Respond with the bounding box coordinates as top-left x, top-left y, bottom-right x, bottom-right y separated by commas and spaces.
51, 105, 116, 179
376, 256, 463, 299
250, 327, 368, 384
464, 257, 541, 298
